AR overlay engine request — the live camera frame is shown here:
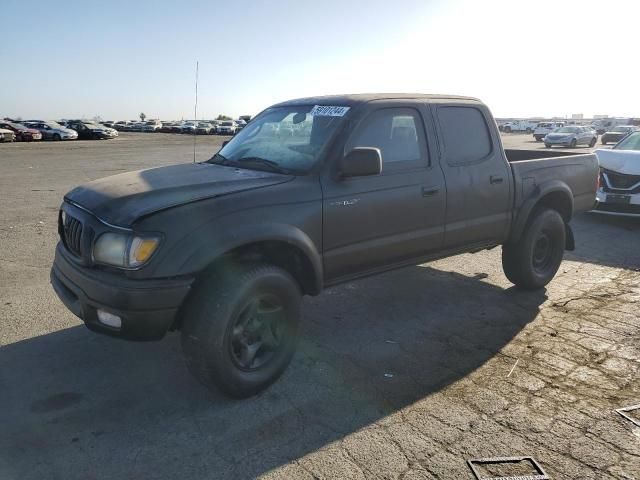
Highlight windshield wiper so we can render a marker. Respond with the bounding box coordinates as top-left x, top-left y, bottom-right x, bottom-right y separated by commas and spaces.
234, 157, 292, 174
207, 152, 230, 165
